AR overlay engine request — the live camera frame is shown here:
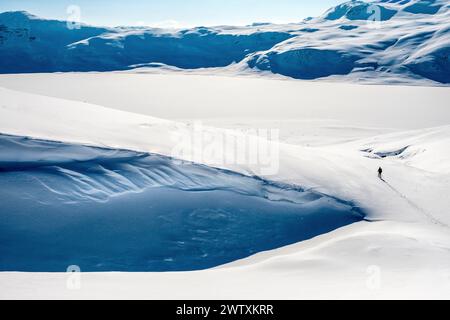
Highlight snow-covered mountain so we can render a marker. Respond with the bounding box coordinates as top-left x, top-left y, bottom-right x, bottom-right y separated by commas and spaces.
0, 0, 449, 83
0, 11, 109, 72
248, 0, 450, 84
